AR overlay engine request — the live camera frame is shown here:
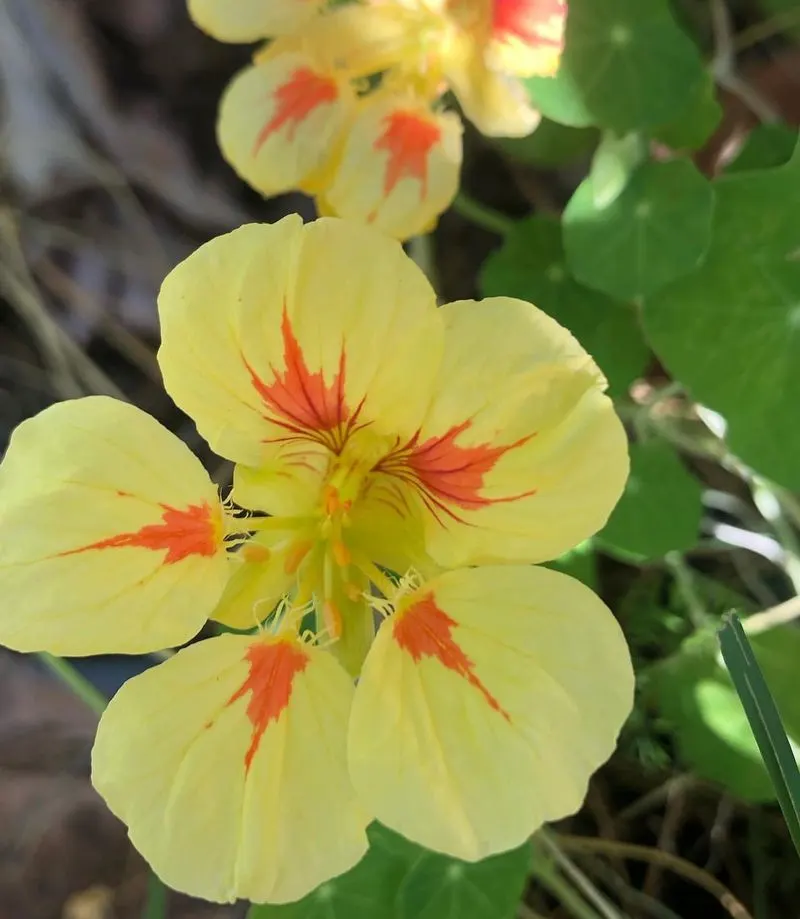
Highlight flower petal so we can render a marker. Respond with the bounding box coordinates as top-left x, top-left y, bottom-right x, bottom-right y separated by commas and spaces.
445, 35, 540, 137
218, 48, 353, 198
379, 296, 627, 566
188, 0, 323, 41
0, 397, 228, 655
486, 0, 567, 77
348, 565, 633, 860
93, 632, 369, 903
158, 217, 442, 476
320, 93, 463, 241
